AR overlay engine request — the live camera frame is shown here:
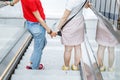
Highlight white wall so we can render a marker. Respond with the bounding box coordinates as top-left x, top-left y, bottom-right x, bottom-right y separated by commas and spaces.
41, 0, 97, 19
41, 0, 66, 18
0, 0, 97, 19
